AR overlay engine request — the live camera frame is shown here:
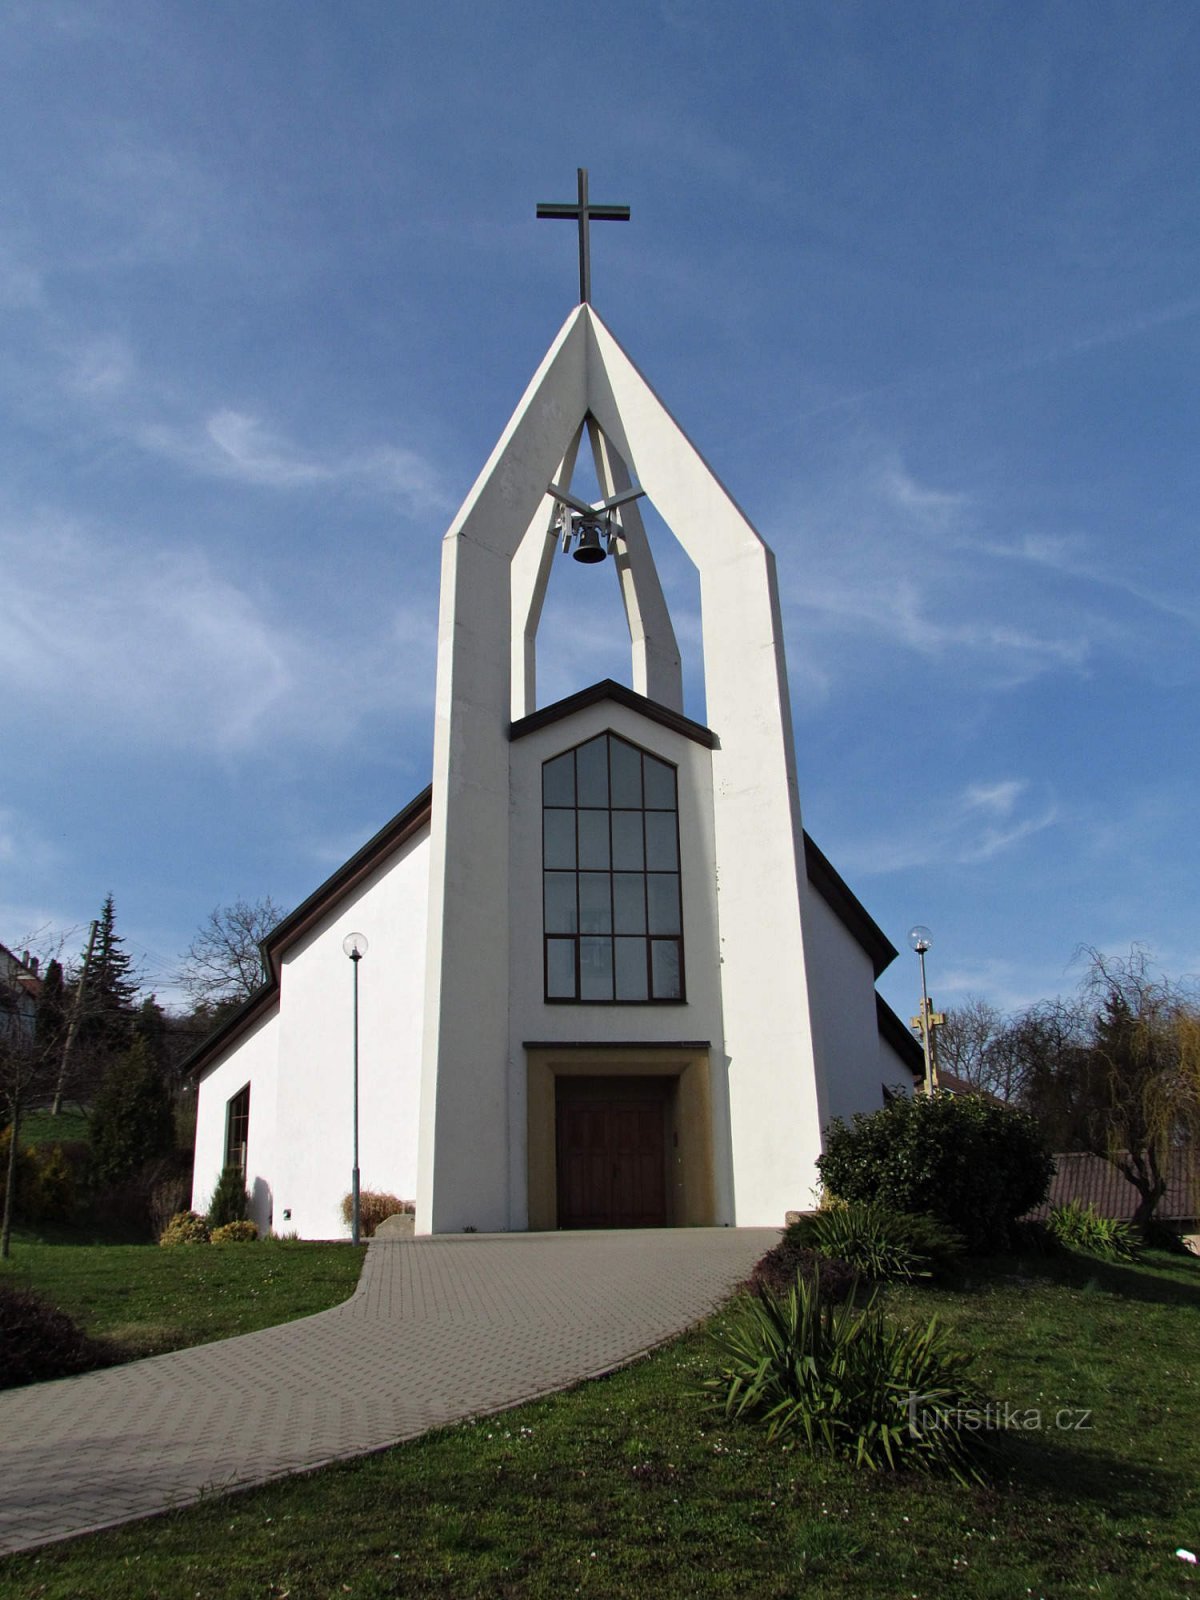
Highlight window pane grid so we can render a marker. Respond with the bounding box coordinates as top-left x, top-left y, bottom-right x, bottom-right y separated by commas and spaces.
542, 733, 684, 1003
